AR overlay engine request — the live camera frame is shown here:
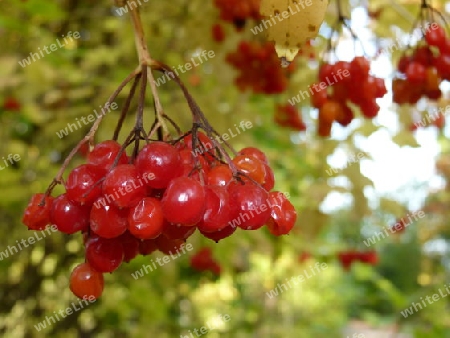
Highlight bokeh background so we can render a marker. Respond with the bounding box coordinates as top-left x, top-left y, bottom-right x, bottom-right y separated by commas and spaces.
1, 0, 450, 337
